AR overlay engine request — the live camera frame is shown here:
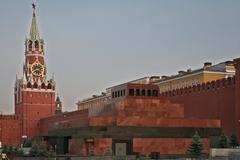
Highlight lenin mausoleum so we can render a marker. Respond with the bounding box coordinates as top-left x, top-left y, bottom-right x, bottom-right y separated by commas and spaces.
0, 4, 240, 157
